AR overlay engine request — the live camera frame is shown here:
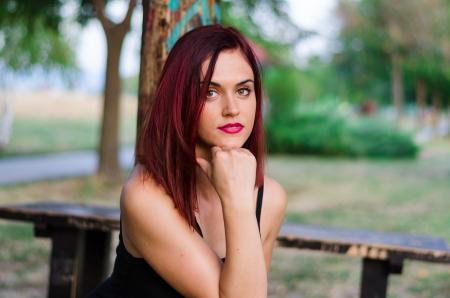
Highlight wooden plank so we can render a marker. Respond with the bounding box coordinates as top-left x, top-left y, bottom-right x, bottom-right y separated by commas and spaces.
280, 223, 449, 251
0, 202, 120, 231
278, 223, 450, 264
